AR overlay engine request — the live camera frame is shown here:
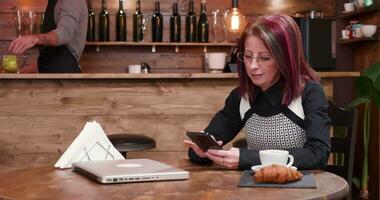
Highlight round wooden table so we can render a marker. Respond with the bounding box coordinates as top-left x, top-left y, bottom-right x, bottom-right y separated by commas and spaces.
0, 155, 348, 200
